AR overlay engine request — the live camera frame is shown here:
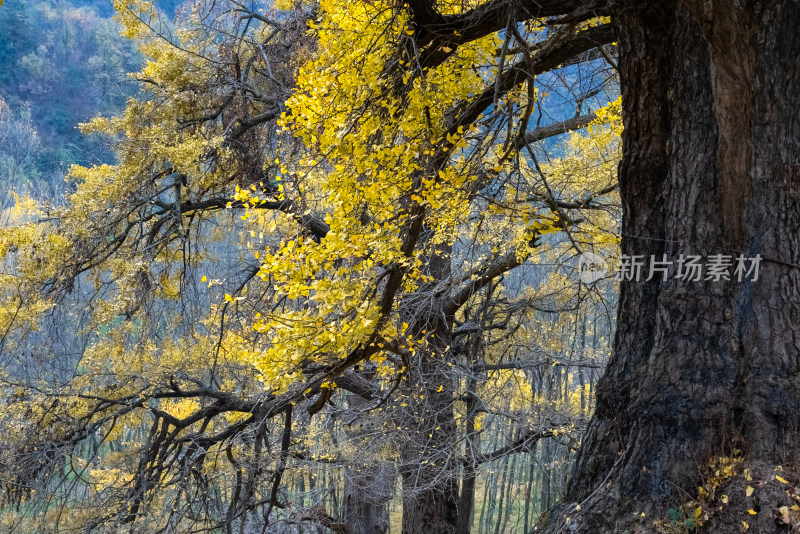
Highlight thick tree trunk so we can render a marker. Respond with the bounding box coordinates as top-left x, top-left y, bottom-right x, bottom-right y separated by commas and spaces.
398, 355, 461, 534
343, 394, 392, 534
399, 241, 461, 534
342, 464, 392, 534
540, 1, 800, 532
